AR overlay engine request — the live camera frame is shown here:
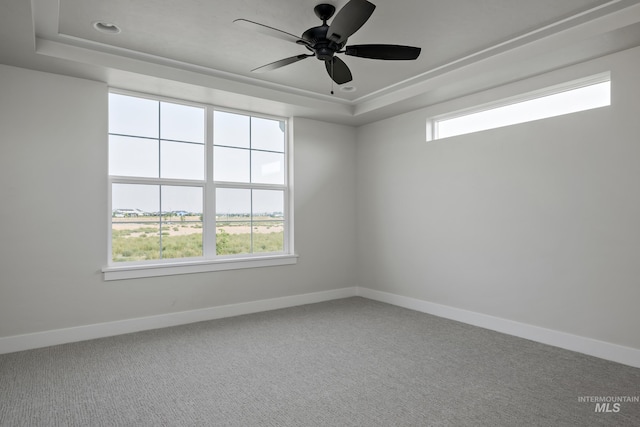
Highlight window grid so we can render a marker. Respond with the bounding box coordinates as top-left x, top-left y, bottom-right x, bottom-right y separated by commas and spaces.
110, 133, 206, 146
108, 92, 289, 265
212, 112, 287, 257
